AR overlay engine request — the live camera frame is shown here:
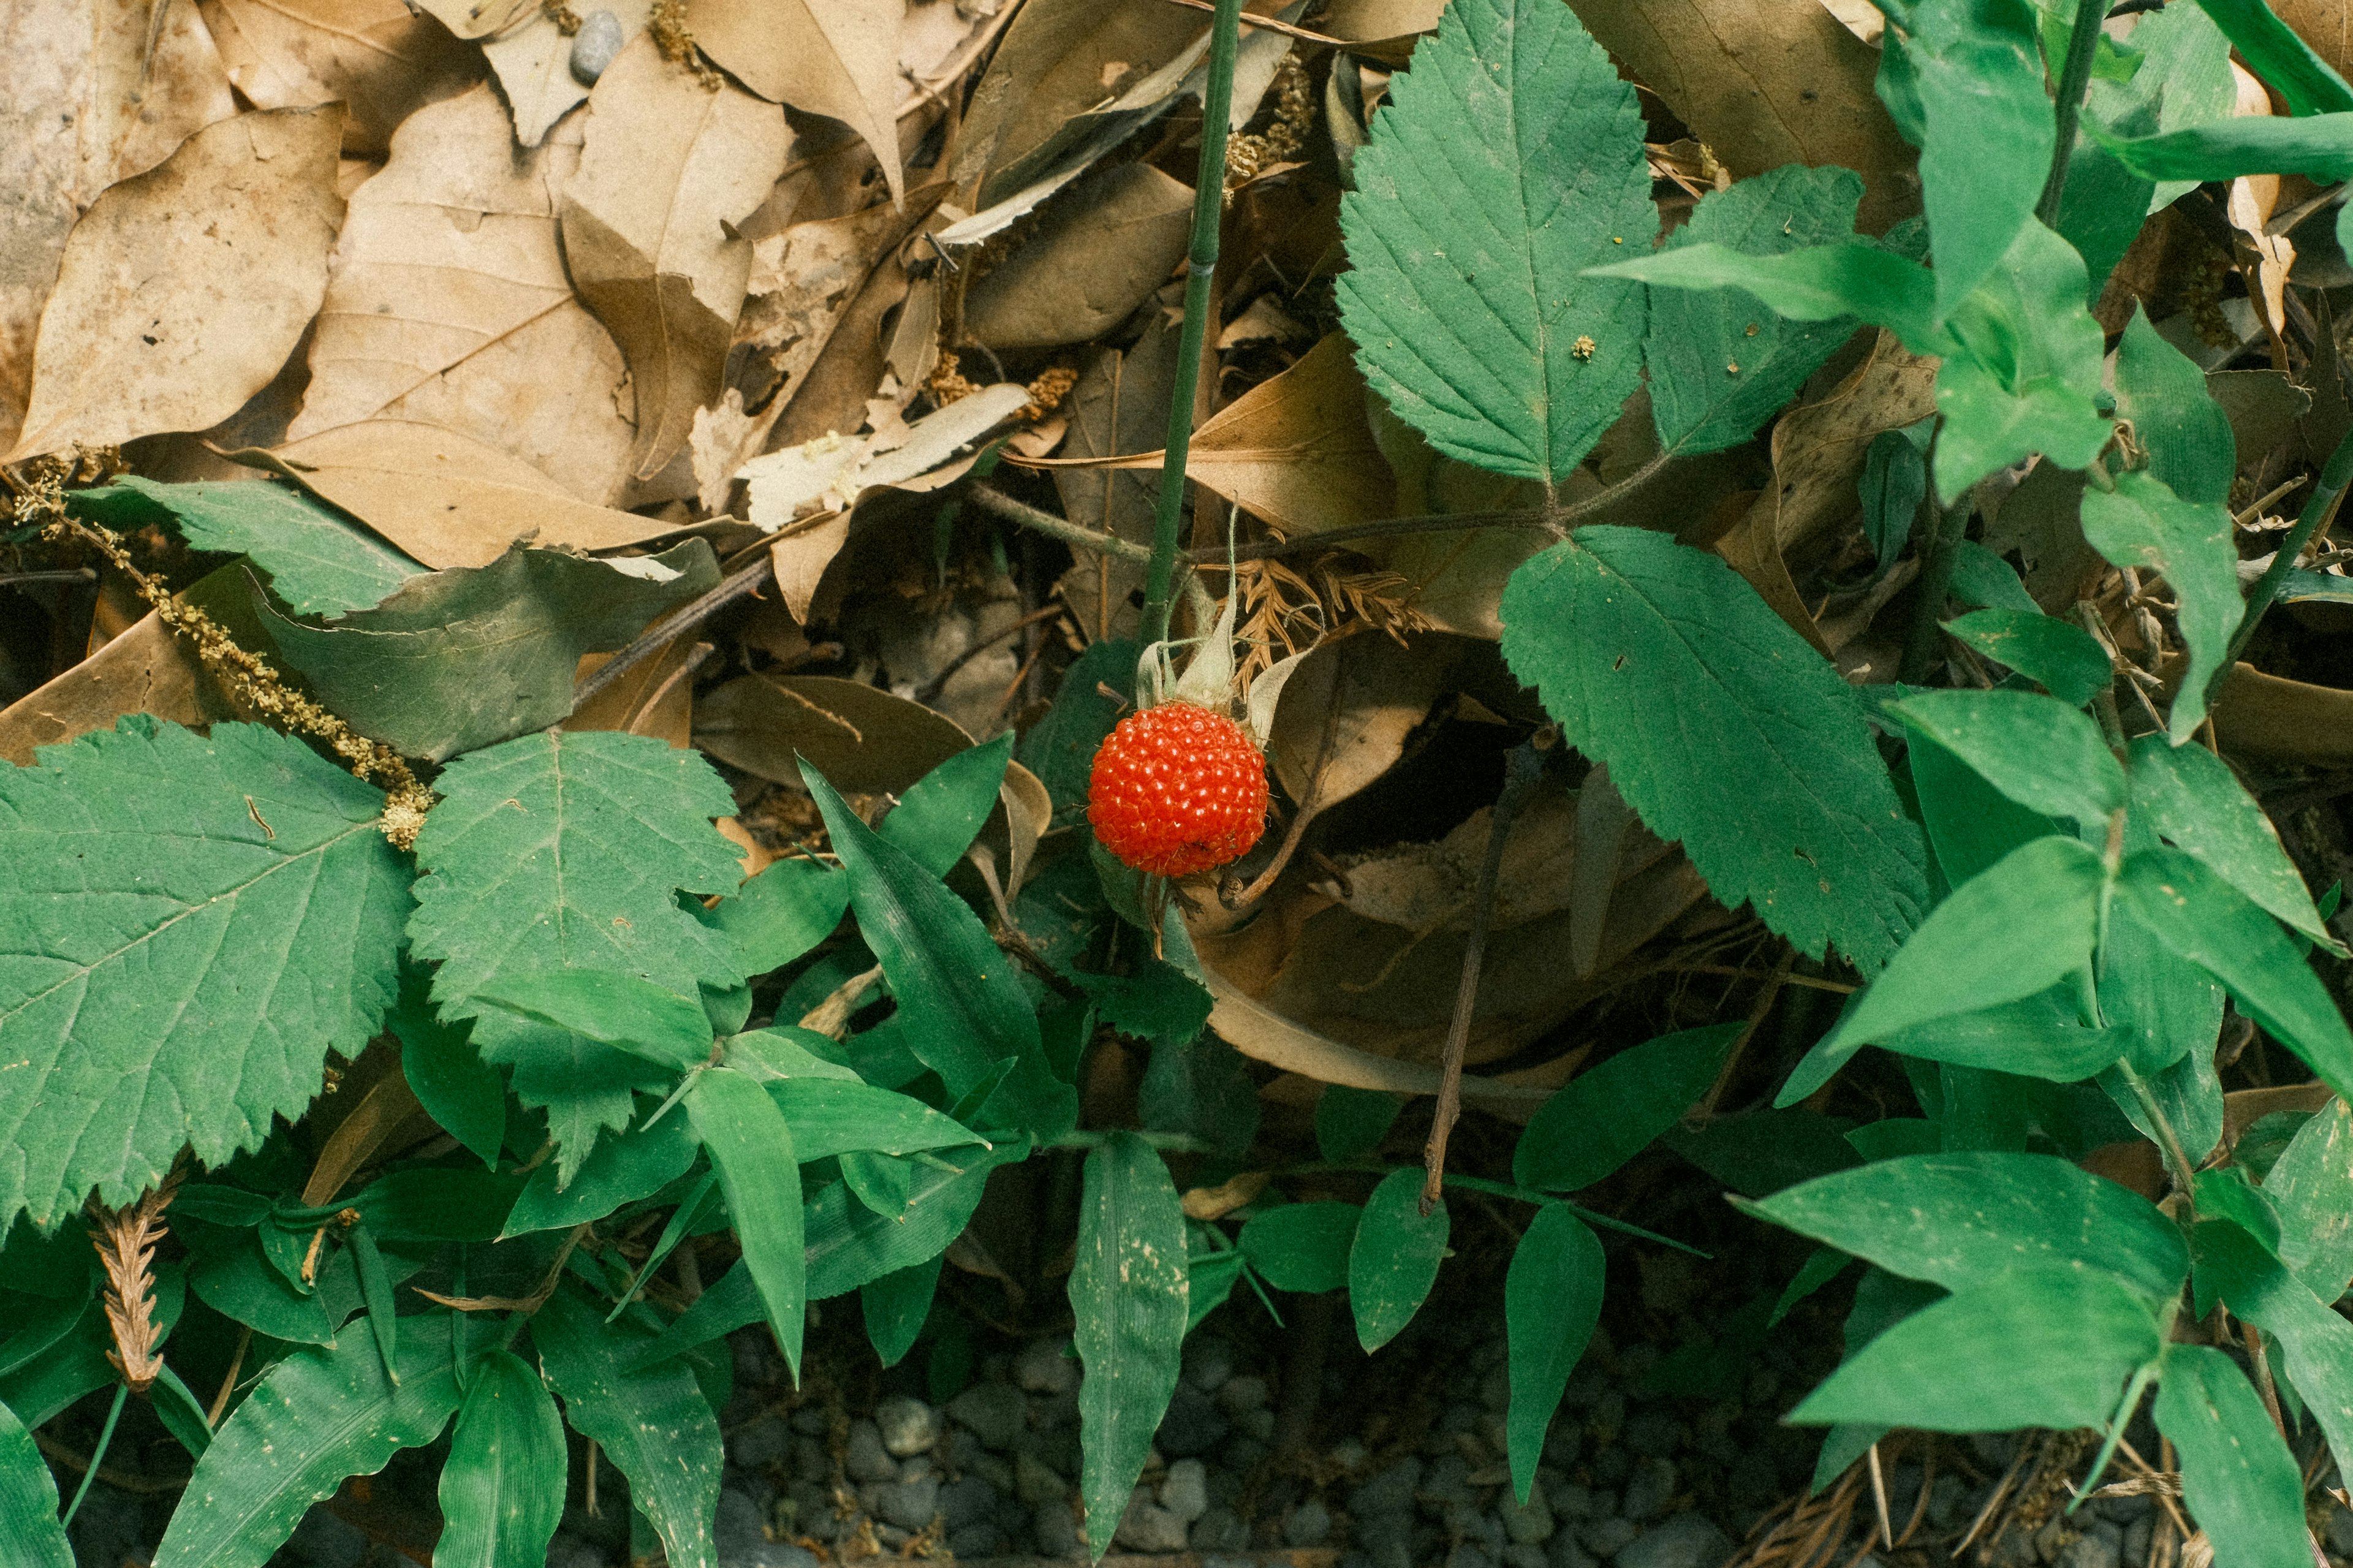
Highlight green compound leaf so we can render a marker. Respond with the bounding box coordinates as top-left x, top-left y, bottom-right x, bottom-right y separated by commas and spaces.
1514, 1023, 1743, 1194
1239, 1202, 1360, 1294
0, 1399, 70, 1568
502, 1100, 698, 1237
2154, 1343, 2310, 1568
407, 730, 747, 1179
2128, 735, 2336, 950
436, 1347, 566, 1568
1336, 0, 1653, 483
1931, 222, 2111, 501
1645, 165, 1870, 456
1939, 610, 2113, 708
534, 1289, 720, 1568
1500, 526, 1928, 969
1349, 1168, 1449, 1352
2080, 469, 2241, 743
69, 475, 425, 619
686, 1066, 805, 1379
472, 969, 713, 1072
1503, 1205, 1603, 1504
1890, 691, 2124, 825
153, 1314, 463, 1568
1070, 1131, 1189, 1561
0, 718, 409, 1232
